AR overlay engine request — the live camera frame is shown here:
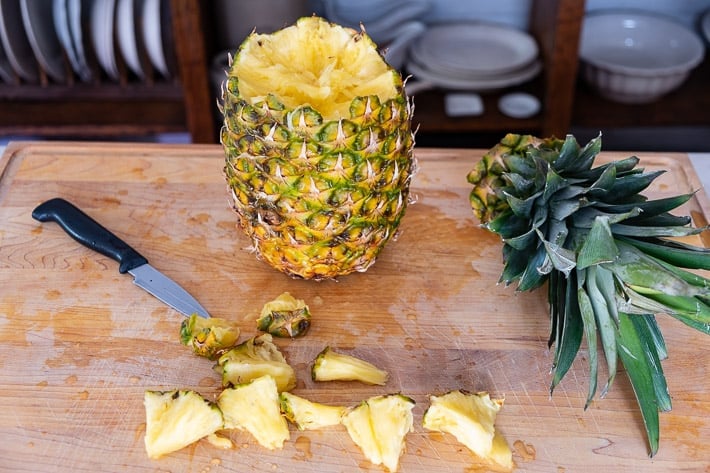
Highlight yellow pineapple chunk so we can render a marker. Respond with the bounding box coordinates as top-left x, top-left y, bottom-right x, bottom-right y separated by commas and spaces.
257, 292, 311, 338
217, 333, 296, 392
341, 394, 415, 472
280, 391, 347, 430
180, 313, 240, 359
143, 390, 223, 459
311, 346, 389, 385
217, 375, 290, 450
423, 390, 513, 471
